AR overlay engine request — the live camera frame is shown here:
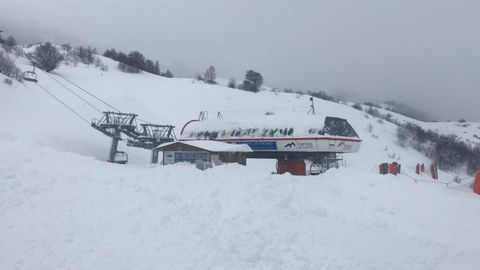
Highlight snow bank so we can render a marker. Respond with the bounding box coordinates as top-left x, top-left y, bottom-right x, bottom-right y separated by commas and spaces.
1, 134, 479, 270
